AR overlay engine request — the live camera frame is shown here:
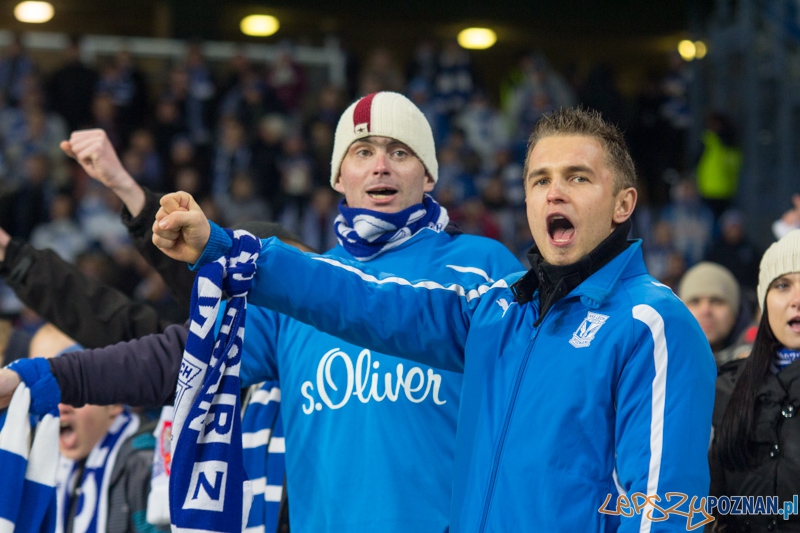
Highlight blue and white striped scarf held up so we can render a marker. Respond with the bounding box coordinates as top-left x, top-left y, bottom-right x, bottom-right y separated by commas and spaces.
169, 228, 260, 533
0, 380, 60, 533
0, 355, 63, 533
